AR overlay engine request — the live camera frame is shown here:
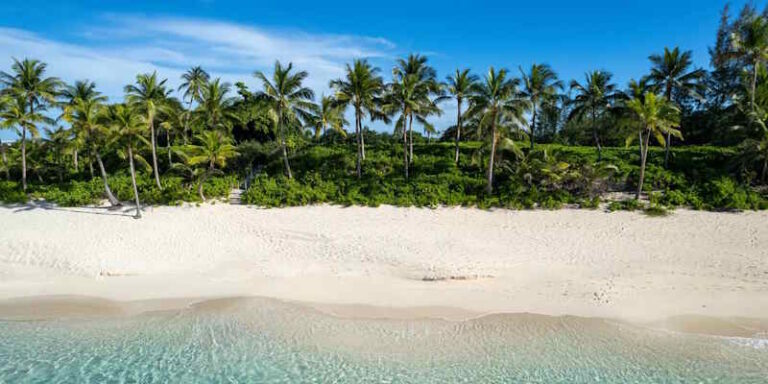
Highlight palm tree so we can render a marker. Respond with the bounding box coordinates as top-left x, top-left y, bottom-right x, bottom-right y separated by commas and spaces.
519, 63, 562, 149
0, 94, 12, 180
626, 93, 681, 199
383, 73, 420, 178
43, 126, 73, 182
731, 15, 768, 110
568, 70, 621, 161
105, 104, 148, 218
178, 67, 210, 144
197, 78, 235, 132
125, 71, 172, 189
254, 61, 316, 179
180, 131, 237, 201
466, 67, 527, 193
308, 95, 347, 139
61, 80, 107, 171
444, 69, 478, 164
0, 58, 61, 190
330, 59, 386, 178
0, 96, 47, 189
68, 98, 121, 206
647, 47, 705, 167
393, 54, 441, 163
